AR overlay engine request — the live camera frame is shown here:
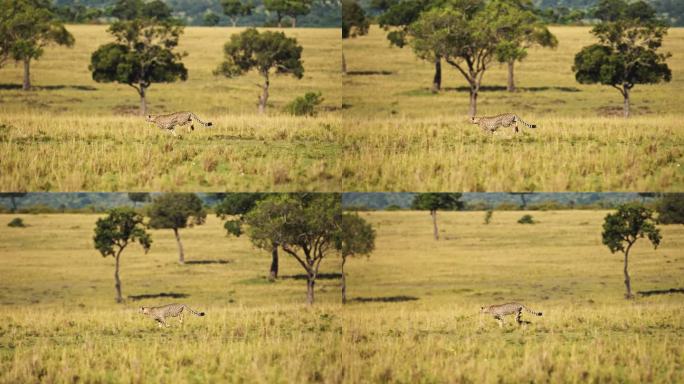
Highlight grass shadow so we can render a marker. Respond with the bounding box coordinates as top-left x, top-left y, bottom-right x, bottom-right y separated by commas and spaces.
280, 273, 342, 280
351, 295, 419, 303
185, 259, 232, 265
443, 85, 580, 93
637, 288, 684, 297
128, 292, 189, 301
346, 70, 394, 76
0, 83, 97, 91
